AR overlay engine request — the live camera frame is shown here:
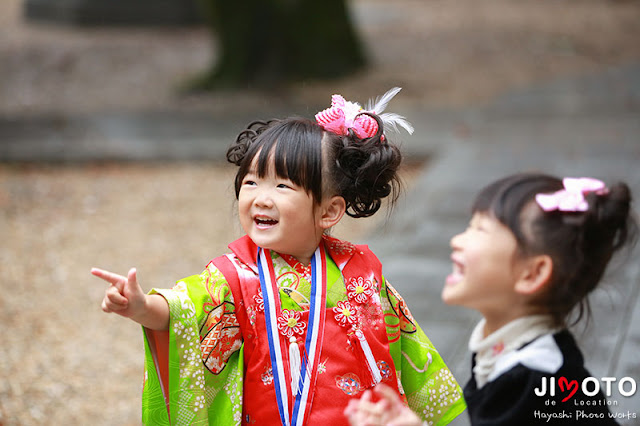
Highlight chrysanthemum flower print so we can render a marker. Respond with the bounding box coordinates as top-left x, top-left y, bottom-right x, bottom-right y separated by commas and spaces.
253, 289, 264, 312
277, 309, 306, 338
333, 300, 357, 326
347, 276, 374, 304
